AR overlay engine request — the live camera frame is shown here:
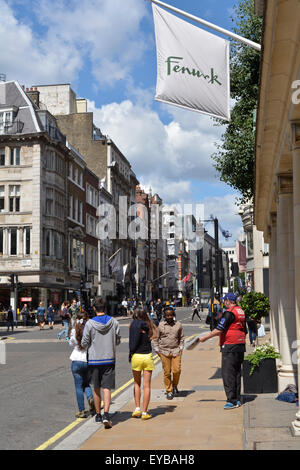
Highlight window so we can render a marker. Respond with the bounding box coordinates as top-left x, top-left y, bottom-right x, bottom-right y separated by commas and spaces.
24, 227, 31, 255
10, 228, 17, 255
69, 195, 73, 219
45, 230, 51, 257
74, 198, 78, 221
46, 188, 54, 215
0, 186, 4, 212
0, 149, 4, 166
0, 228, 3, 255
9, 147, 21, 166
74, 167, 78, 184
9, 185, 20, 212
69, 163, 73, 179
0, 111, 13, 134
79, 172, 83, 187
79, 201, 83, 224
